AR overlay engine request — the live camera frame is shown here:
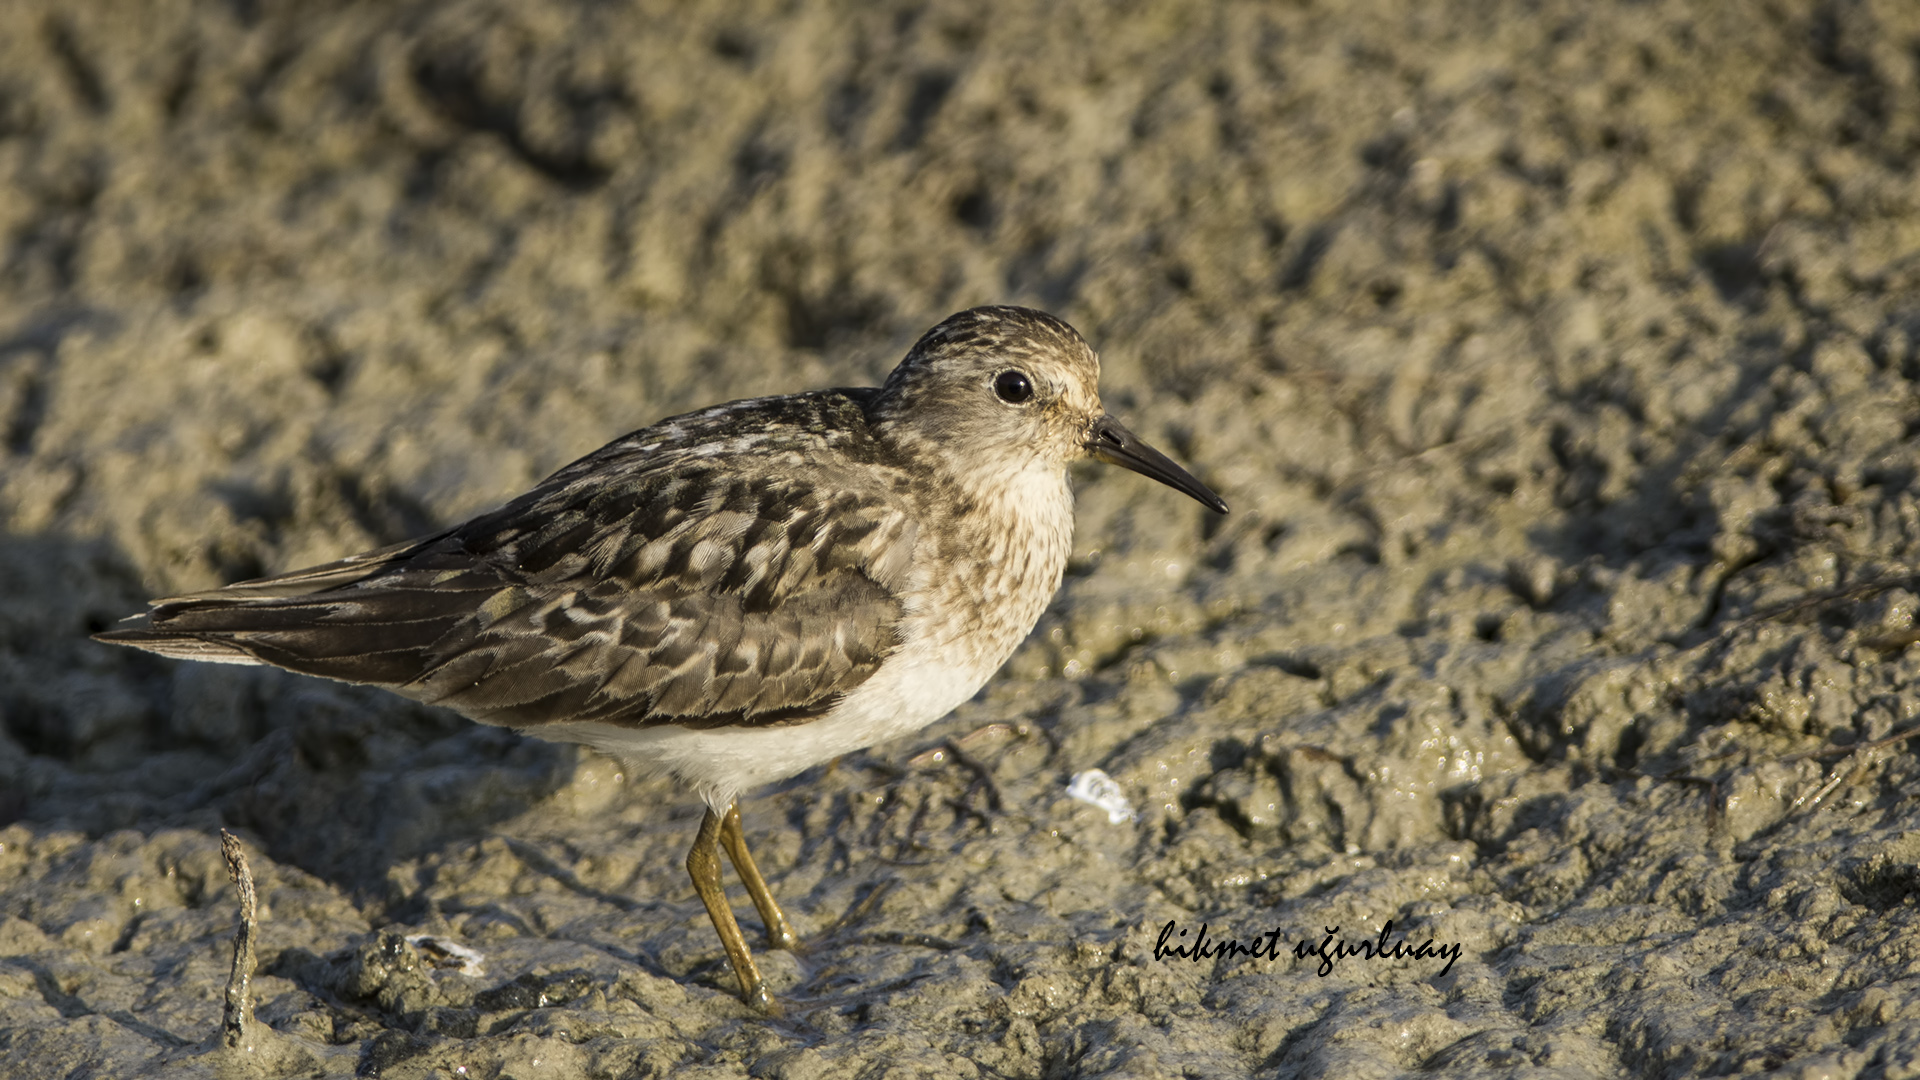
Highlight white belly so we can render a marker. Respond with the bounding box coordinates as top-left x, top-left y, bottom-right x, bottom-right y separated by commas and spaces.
538, 639, 995, 810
